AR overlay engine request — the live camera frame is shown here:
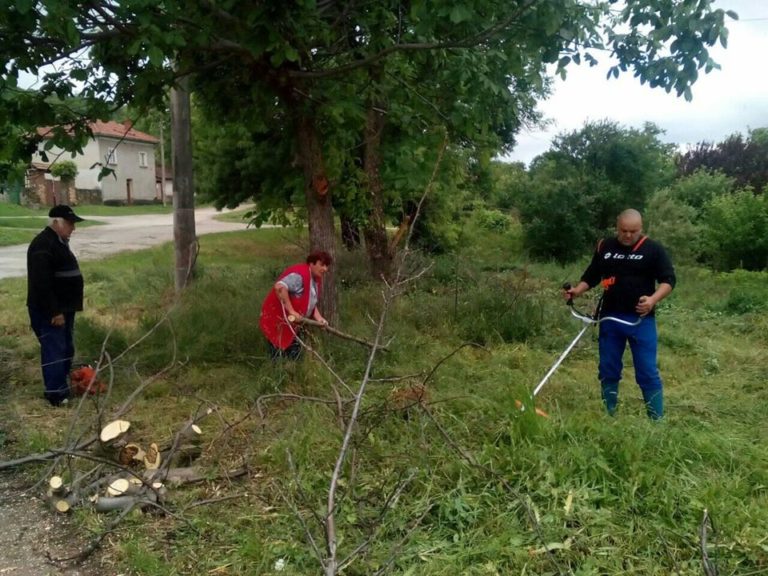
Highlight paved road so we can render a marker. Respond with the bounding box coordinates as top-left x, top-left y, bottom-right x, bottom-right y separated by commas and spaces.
0, 207, 250, 280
